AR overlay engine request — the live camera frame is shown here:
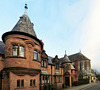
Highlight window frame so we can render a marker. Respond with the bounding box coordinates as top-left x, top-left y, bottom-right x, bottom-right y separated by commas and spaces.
12, 44, 25, 57
33, 50, 40, 61
30, 79, 35, 87
17, 79, 24, 88
41, 60, 47, 68
55, 63, 59, 70
66, 64, 70, 70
